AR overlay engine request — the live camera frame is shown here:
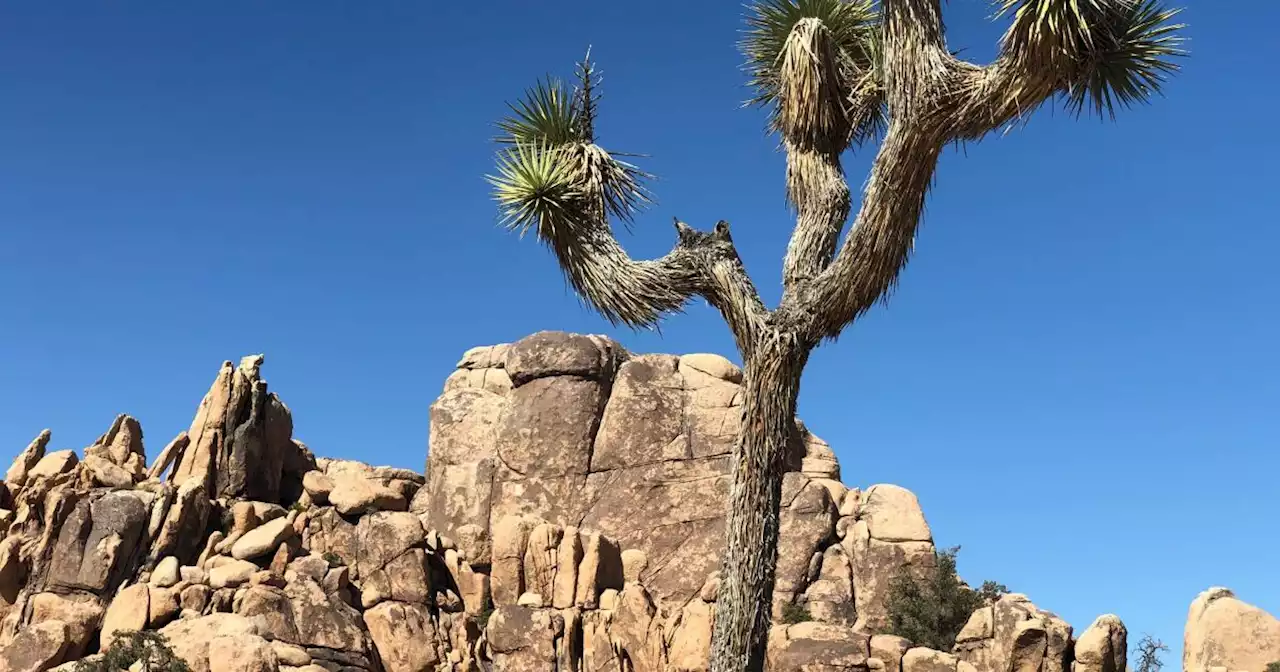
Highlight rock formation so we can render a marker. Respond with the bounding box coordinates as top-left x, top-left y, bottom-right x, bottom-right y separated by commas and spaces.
1183, 588, 1280, 672
0, 331, 1142, 672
